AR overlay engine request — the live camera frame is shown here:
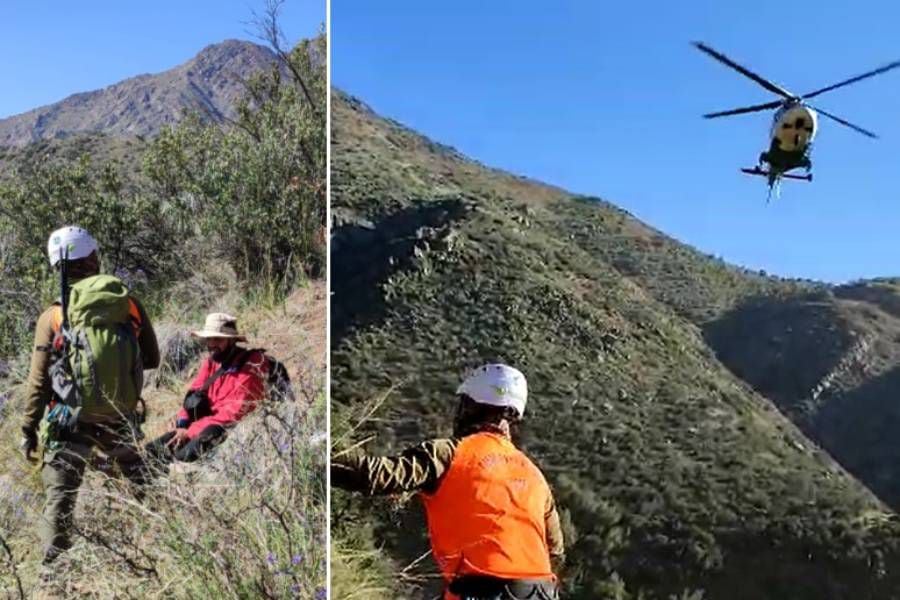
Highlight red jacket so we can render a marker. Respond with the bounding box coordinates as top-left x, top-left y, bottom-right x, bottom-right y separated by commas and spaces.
176, 349, 268, 439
